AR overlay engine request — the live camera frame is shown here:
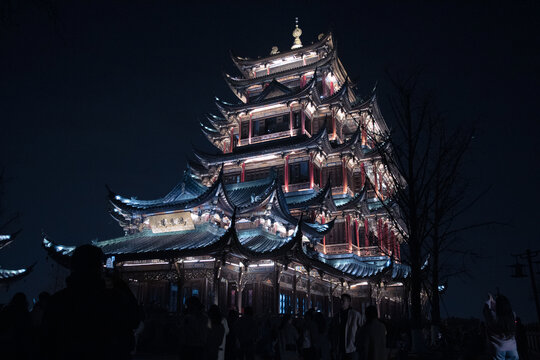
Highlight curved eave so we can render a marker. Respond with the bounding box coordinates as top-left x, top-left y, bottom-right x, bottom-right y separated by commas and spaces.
335, 186, 367, 211
287, 181, 332, 209
230, 32, 334, 69
225, 47, 337, 90
108, 173, 223, 215
42, 236, 76, 268
193, 126, 330, 166
0, 266, 34, 283
206, 113, 231, 129
0, 231, 20, 250
216, 76, 316, 113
